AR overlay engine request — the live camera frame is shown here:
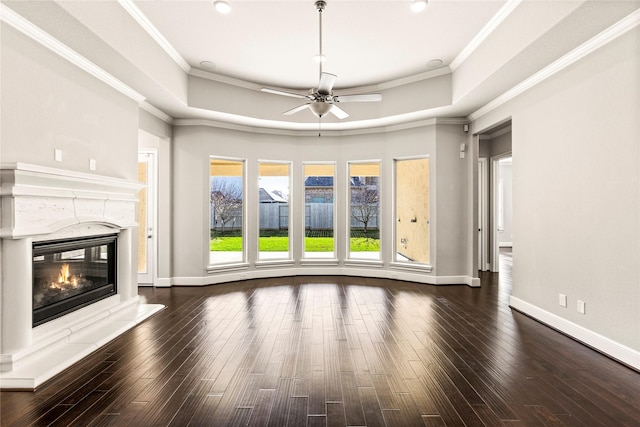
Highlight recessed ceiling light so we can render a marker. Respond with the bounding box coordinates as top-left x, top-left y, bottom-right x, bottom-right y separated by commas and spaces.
213, 1, 231, 14
411, 0, 428, 13
427, 59, 443, 69
200, 61, 217, 71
